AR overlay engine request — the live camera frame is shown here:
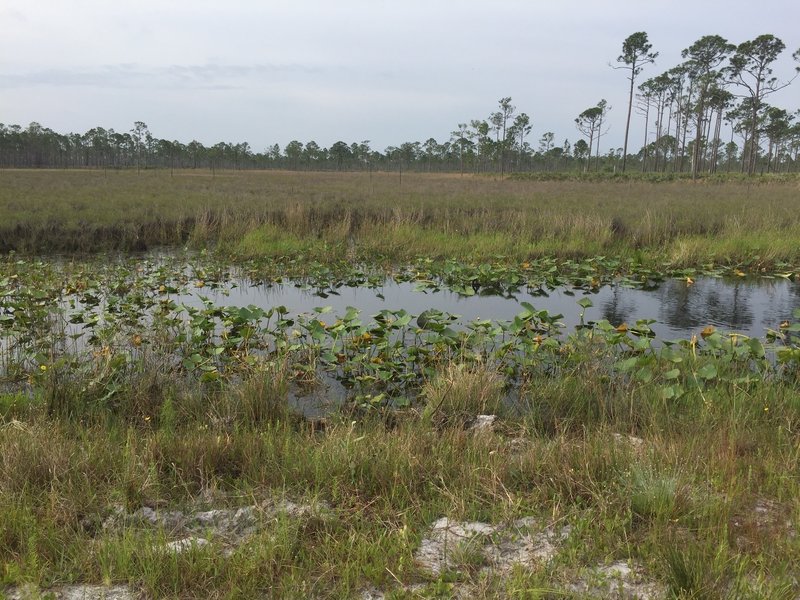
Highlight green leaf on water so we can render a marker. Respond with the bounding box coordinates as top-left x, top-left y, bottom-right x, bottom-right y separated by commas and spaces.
199, 369, 218, 382
417, 311, 431, 329
697, 363, 718, 380
617, 357, 639, 372
661, 384, 684, 400
664, 368, 680, 380
441, 327, 459, 340
747, 338, 765, 359
635, 366, 653, 383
